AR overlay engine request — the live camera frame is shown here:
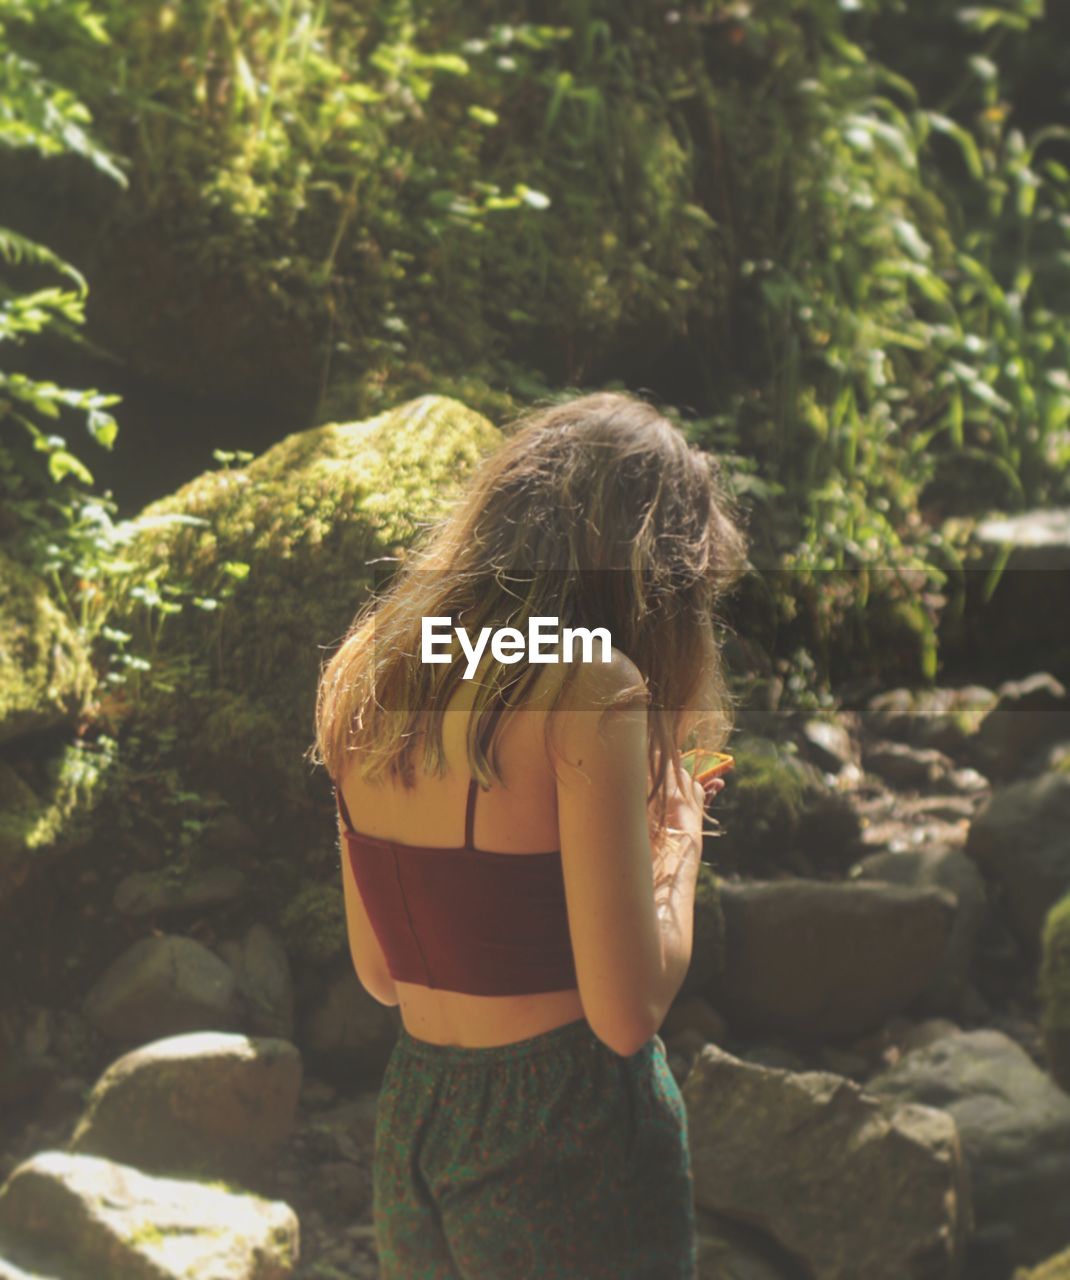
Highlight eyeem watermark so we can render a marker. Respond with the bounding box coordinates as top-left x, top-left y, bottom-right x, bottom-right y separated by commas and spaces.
422, 616, 612, 680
